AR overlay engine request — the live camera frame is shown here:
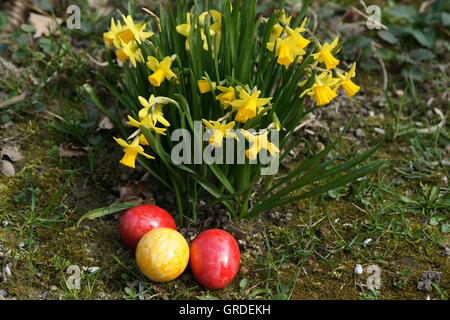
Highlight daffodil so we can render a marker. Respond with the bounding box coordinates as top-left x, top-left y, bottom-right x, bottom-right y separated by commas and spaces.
266, 20, 308, 67
114, 136, 155, 169
312, 37, 340, 70
336, 63, 360, 97
267, 37, 306, 67
103, 18, 126, 48
201, 10, 222, 50
121, 15, 154, 44
285, 18, 311, 50
216, 86, 236, 107
138, 95, 177, 127
126, 115, 167, 135
301, 72, 340, 106
230, 88, 272, 123
198, 77, 216, 94
119, 40, 144, 67
146, 56, 177, 87
241, 130, 280, 160
176, 13, 217, 51
269, 10, 292, 44
202, 120, 238, 148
